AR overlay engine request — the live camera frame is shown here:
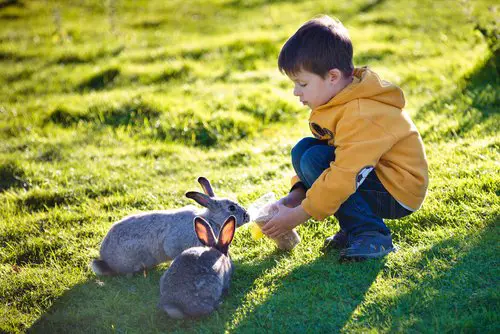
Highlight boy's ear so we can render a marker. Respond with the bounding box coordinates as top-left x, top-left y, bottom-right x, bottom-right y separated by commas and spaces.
327, 68, 342, 83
